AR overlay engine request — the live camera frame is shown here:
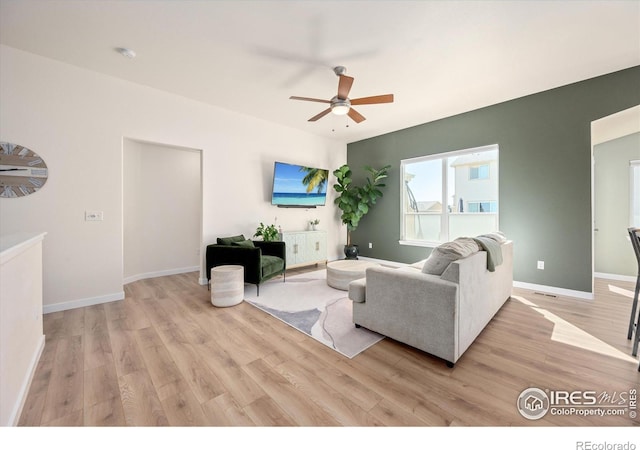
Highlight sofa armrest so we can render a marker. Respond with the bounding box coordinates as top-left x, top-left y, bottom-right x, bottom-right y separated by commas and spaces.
205, 244, 262, 282
253, 240, 286, 261
359, 266, 459, 361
